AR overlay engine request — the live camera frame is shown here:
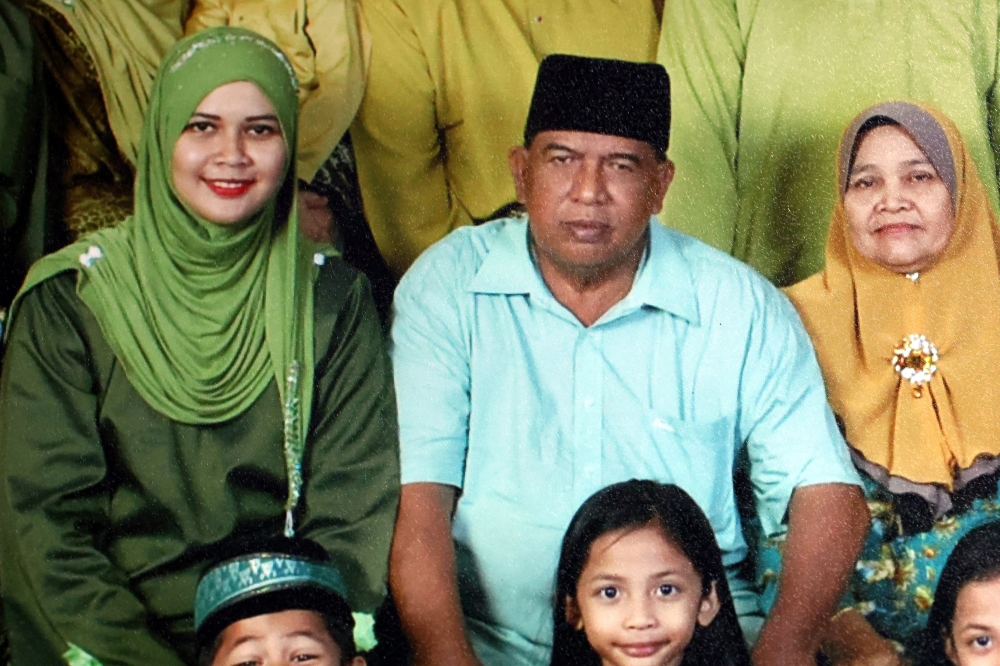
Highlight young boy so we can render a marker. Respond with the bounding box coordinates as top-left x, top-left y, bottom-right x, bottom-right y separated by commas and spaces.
195, 538, 366, 666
